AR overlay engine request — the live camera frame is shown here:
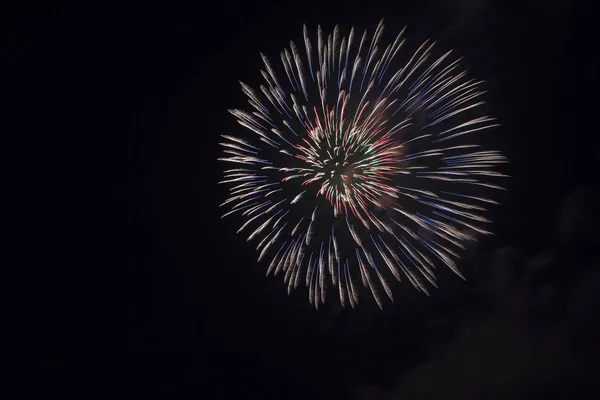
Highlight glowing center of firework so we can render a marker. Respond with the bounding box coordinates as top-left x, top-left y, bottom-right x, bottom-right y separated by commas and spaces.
324, 147, 355, 180
294, 123, 403, 218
